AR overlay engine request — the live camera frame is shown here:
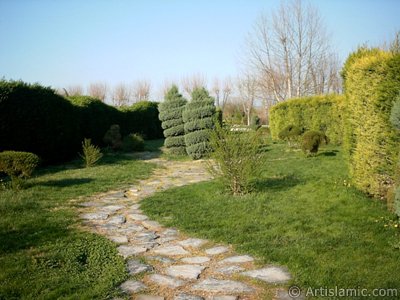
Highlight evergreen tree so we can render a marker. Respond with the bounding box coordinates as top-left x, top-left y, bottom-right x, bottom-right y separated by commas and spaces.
182, 87, 216, 159
158, 86, 187, 155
